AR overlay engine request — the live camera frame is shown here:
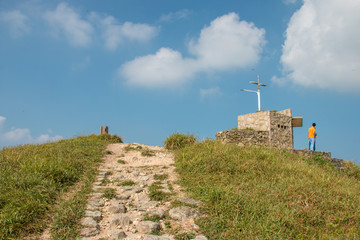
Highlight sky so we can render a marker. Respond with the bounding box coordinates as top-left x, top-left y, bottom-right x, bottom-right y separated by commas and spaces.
1, 0, 360, 163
